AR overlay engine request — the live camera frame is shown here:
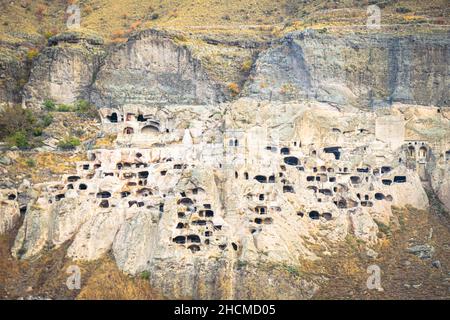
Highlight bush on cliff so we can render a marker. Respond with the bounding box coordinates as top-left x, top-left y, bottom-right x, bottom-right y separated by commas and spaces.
0, 105, 53, 149
57, 136, 81, 150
